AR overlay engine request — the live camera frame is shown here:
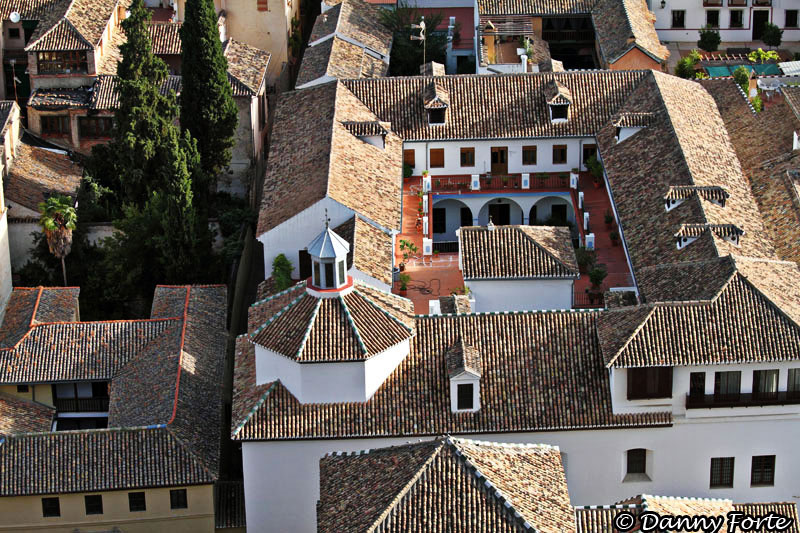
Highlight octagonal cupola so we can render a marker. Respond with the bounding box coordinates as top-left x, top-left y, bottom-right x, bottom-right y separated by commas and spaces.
307, 221, 350, 293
